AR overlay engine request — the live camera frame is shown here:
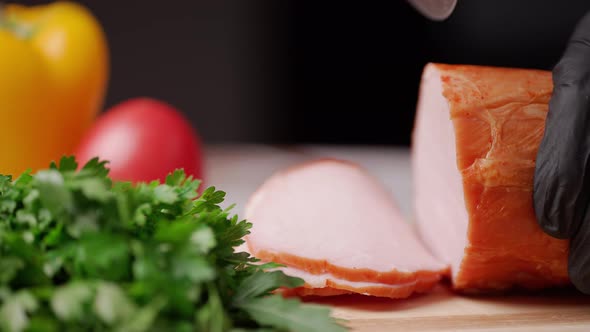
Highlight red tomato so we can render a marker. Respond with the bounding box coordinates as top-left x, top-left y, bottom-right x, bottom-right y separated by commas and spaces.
75, 97, 203, 184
